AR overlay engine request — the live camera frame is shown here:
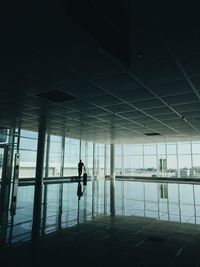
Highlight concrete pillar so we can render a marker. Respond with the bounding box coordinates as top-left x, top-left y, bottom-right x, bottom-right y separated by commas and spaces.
110, 143, 115, 216
32, 115, 46, 241
121, 145, 124, 176
0, 128, 15, 243
41, 134, 50, 235
93, 142, 96, 177
110, 144, 115, 180
104, 180, 108, 215
104, 144, 107, 177
58, 136, 65, 230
